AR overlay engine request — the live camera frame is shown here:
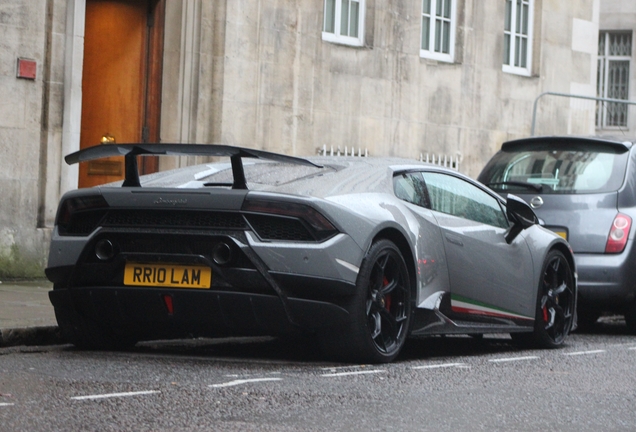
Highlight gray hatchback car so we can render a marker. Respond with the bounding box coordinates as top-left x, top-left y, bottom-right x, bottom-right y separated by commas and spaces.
478, 136, 636, 332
